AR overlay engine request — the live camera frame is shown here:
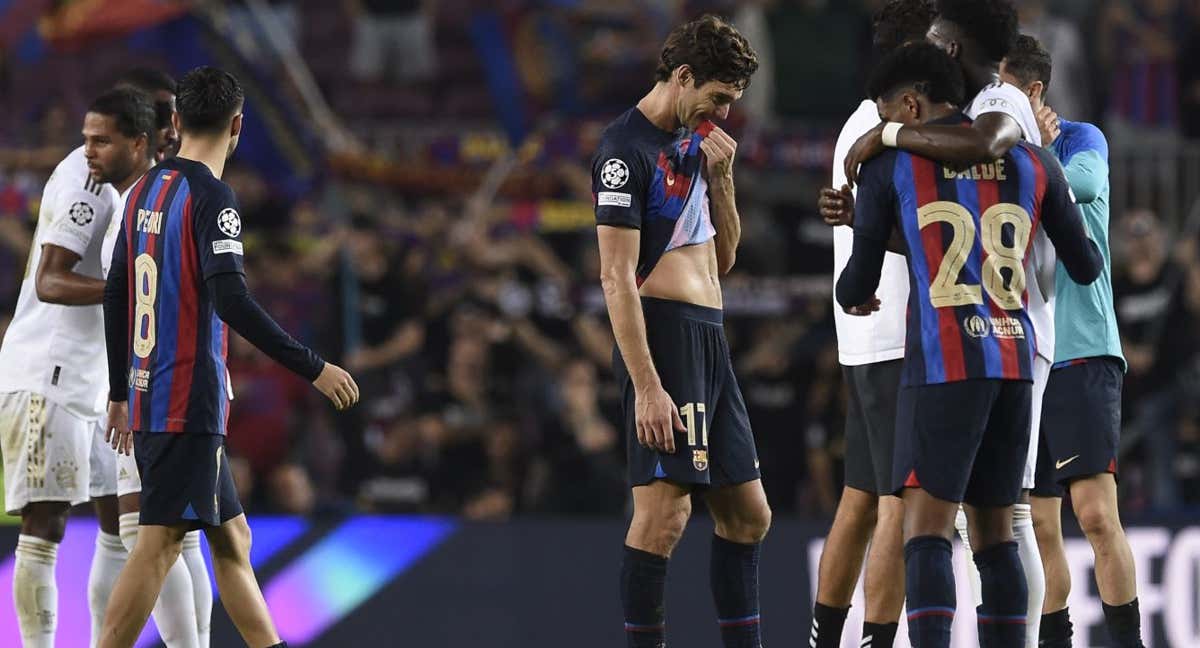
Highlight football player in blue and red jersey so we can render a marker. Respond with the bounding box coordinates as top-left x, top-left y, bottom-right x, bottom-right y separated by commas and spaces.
595, 15, 769, 648
837, 44, 1102, 648
99, 66, 358, 648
